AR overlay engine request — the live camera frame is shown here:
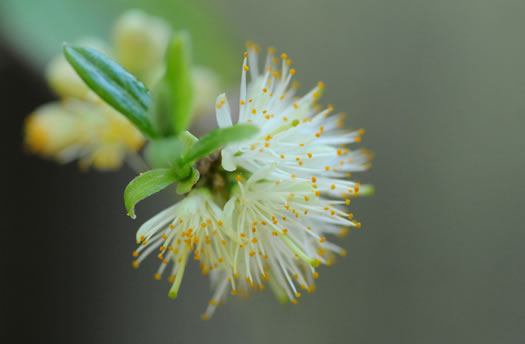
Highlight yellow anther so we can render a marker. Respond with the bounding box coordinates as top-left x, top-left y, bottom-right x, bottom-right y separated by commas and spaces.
313, 272, 319, 279
132, 261, 139, 268
244, 65, 249, 71
320, 237, 326, 243
236, 175, 242, 182
281, 53, 288, 59
154, 273, 161, 280
132, 251, 139, 257
290, 68, 296, 75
